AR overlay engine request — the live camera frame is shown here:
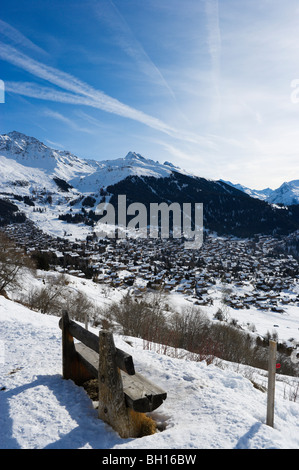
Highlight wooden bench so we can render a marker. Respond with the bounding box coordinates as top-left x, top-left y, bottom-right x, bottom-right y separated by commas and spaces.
59, 311, 167, 437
